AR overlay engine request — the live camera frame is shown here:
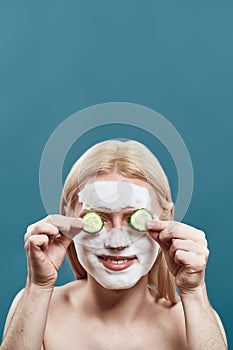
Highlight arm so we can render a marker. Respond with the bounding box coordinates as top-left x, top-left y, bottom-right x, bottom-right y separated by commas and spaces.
1, 285, 52, 350
147, 220, 228, 350
1, 215, 84, 350
181, 284, 227, 350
